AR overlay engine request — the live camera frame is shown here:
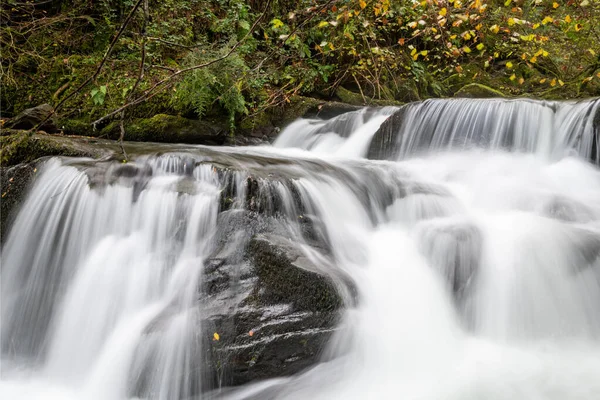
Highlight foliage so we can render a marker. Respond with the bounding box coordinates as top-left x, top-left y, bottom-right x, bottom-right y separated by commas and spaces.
1, 0, 599, 129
